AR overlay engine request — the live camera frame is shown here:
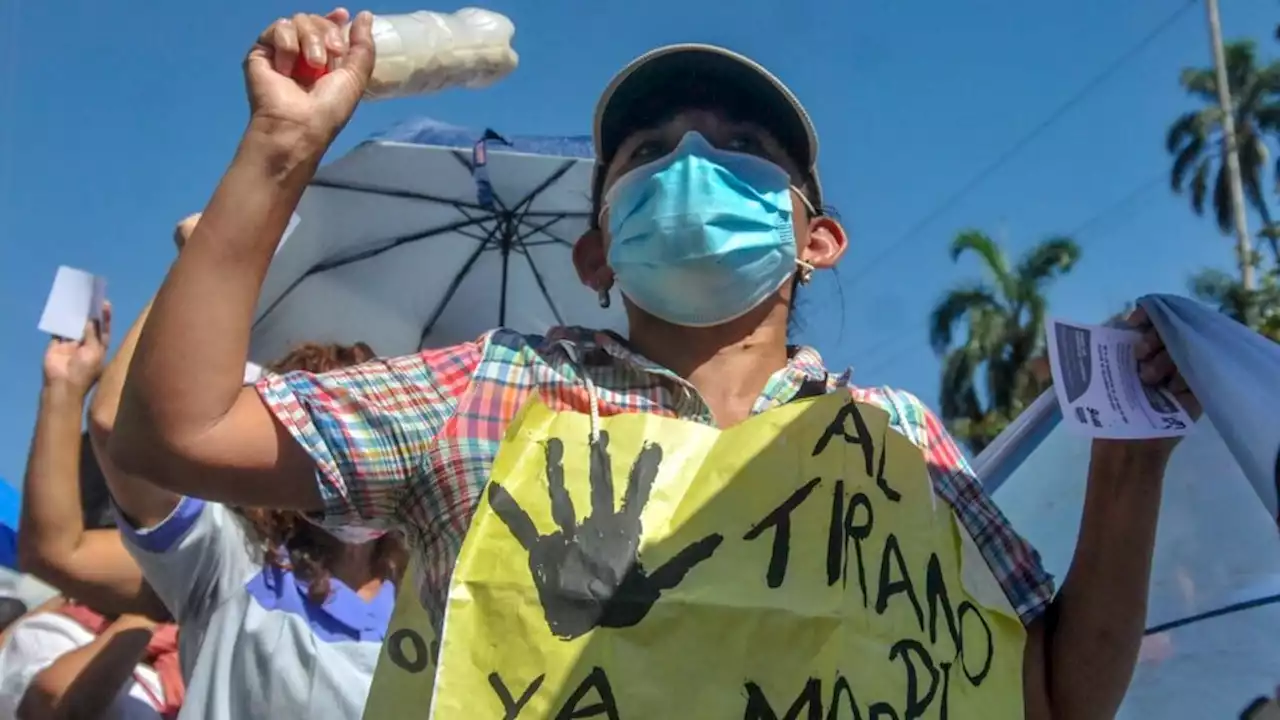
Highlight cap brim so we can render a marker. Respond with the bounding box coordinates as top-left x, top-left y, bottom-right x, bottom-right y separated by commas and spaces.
594, 45, 819, 180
